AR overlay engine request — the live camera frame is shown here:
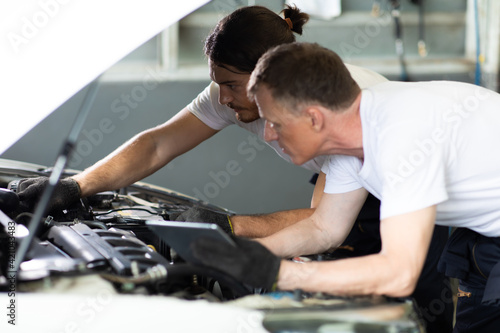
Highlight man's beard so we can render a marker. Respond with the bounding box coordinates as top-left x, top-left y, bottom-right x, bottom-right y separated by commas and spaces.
235, 110, 260, 123
227, 104, 260, 123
